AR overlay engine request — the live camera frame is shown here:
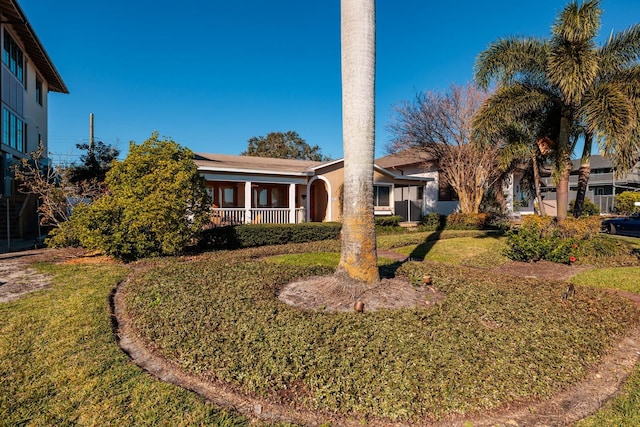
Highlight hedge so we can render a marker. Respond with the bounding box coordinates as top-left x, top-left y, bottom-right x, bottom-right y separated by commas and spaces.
199, 222, 342, 249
